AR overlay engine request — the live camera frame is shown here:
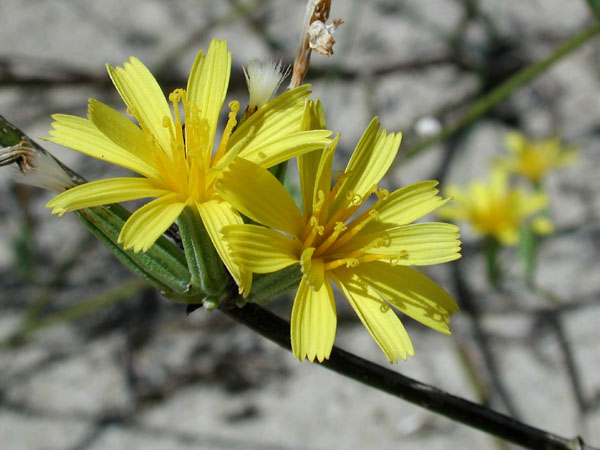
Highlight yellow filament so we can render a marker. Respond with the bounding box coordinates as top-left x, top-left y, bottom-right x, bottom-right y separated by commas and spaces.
212, 101, 240, 166
327, 170, 350, 204
301, 216, 323, 251
324, 258, 359, 271
330, 209, 380, 253
323, 191, 361, 235
314, 221, 346, 257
